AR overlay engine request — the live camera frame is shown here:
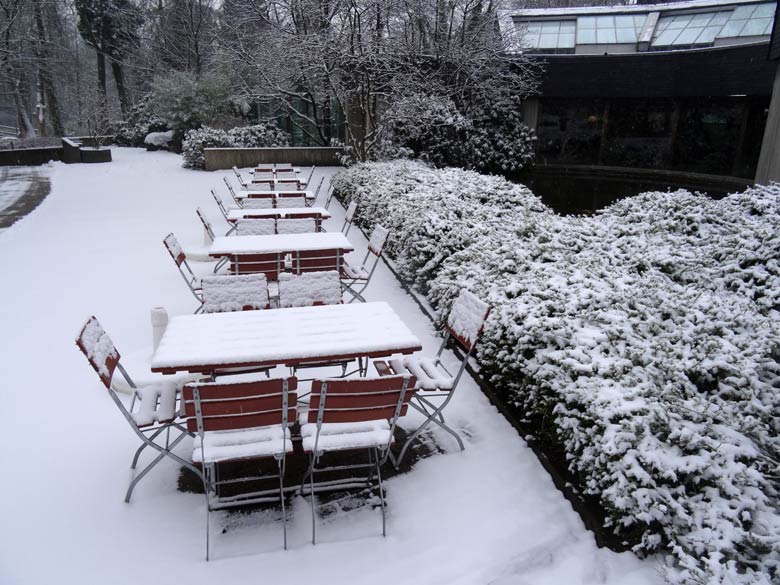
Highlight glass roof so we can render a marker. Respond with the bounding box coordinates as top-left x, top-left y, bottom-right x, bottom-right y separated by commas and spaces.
577, 14, 646, 45
651, 11, 732, 46
516, 20, 576, 50
717, 2, 775, 37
